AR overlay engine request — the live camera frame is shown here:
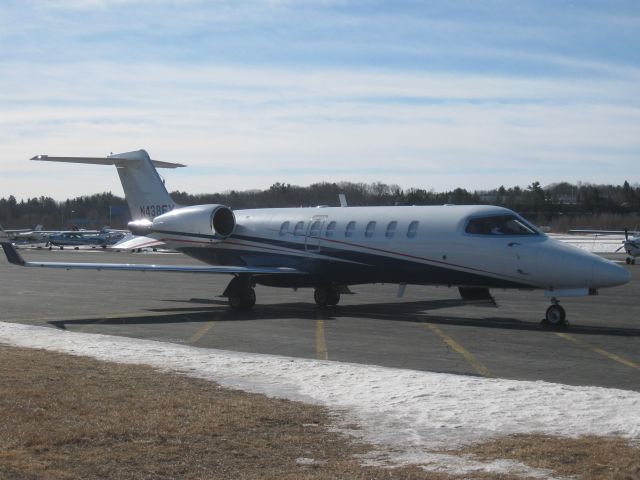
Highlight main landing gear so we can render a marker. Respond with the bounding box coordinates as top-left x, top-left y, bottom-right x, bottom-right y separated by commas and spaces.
313, 285, 341, 307
625, 257, 636, 265
228, 287, 256, 310
223, 275, 256, 310
542, 297, 568, 328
